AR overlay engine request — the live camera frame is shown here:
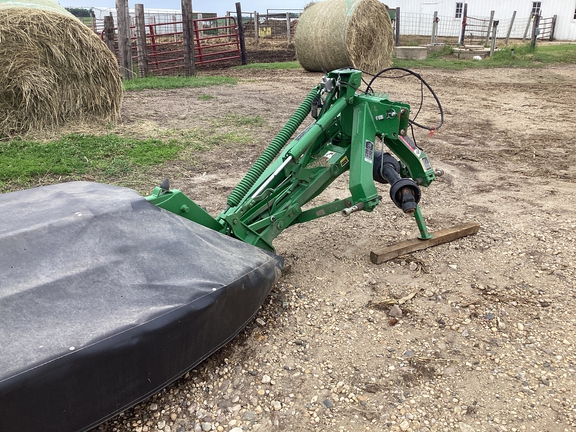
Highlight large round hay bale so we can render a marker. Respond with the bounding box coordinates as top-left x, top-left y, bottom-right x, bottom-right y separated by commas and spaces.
295, 0, 394, 74
0, 0, 122, 137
